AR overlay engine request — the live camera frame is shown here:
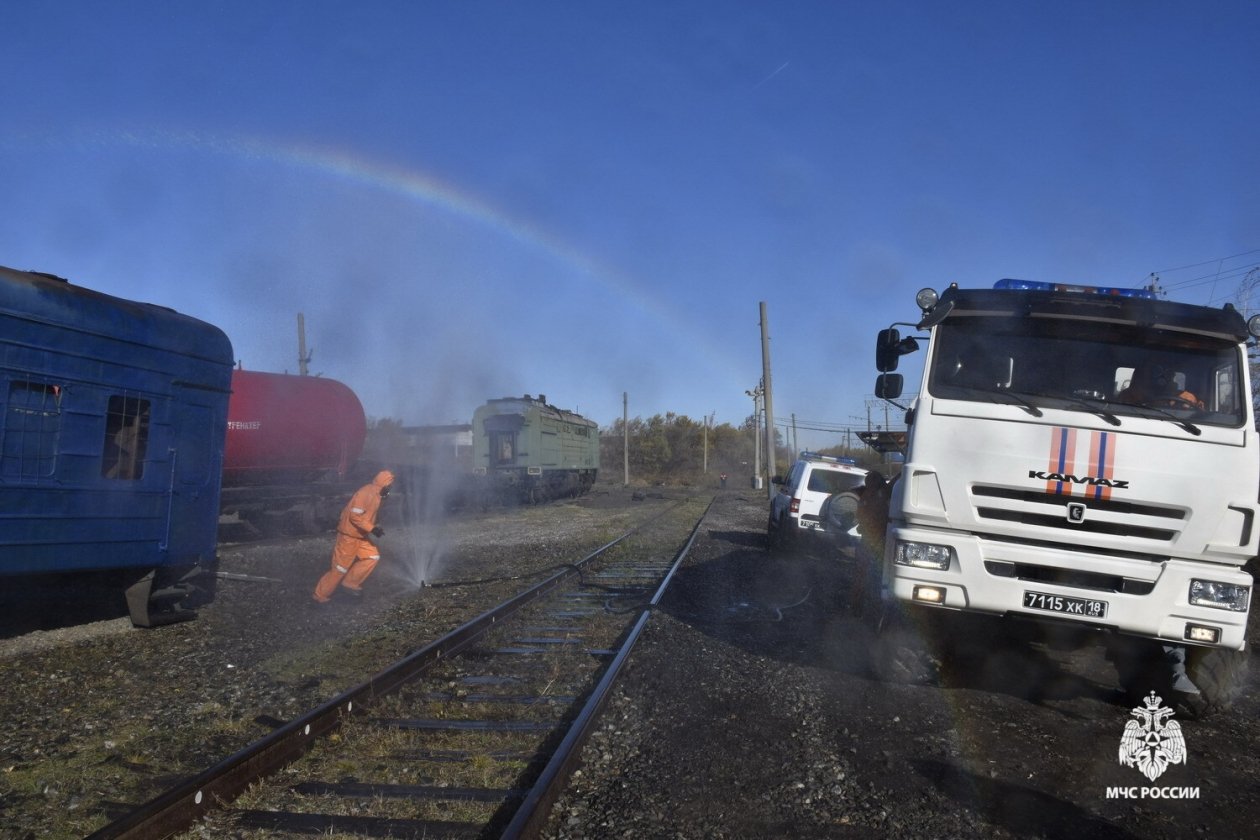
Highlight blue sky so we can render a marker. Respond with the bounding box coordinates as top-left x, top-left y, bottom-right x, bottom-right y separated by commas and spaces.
3, 2, 1259, 450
